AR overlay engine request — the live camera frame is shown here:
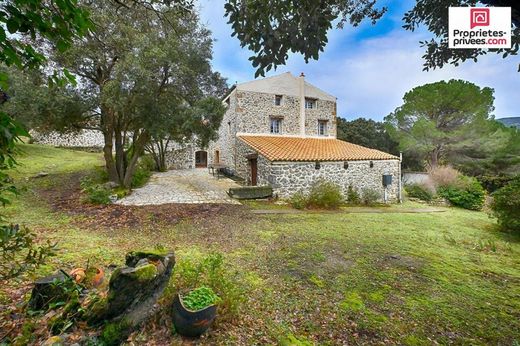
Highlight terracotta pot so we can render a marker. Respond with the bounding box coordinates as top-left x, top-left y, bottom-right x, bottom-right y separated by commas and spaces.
172, 293, 217, 337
